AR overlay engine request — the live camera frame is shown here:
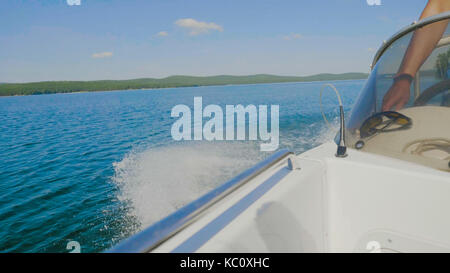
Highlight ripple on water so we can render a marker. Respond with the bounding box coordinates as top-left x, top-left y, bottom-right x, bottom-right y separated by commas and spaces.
0, 80, 363, 252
